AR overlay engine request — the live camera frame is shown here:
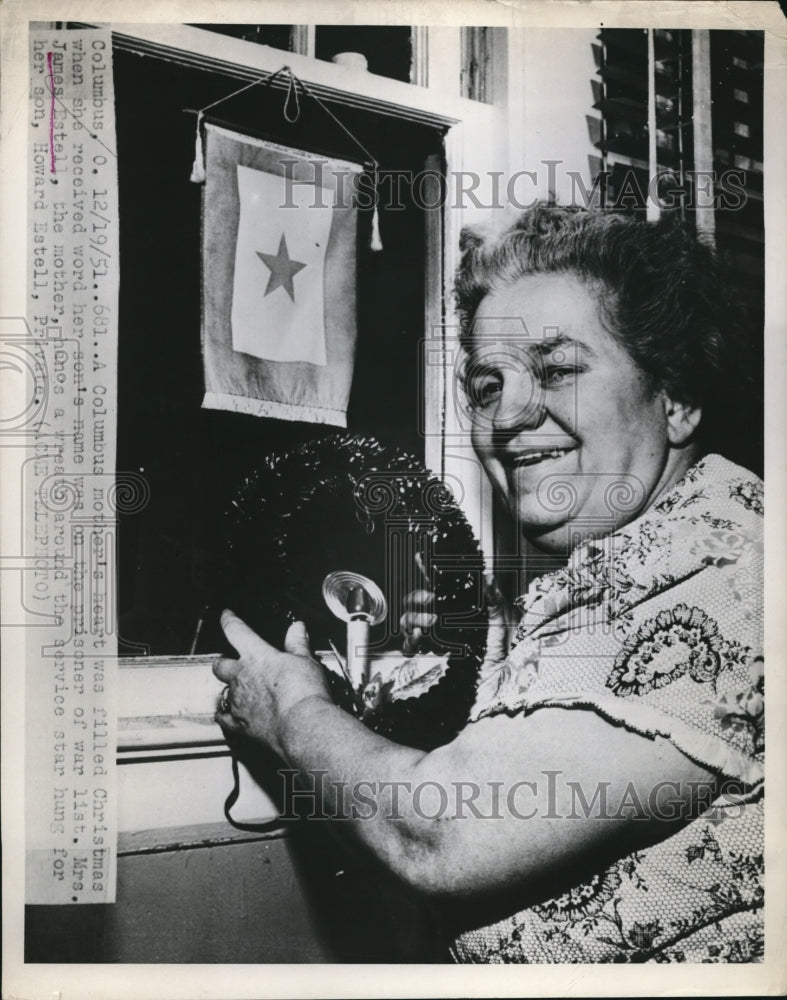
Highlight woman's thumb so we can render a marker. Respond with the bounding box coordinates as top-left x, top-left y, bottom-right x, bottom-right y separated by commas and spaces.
284, 620, 312, 657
